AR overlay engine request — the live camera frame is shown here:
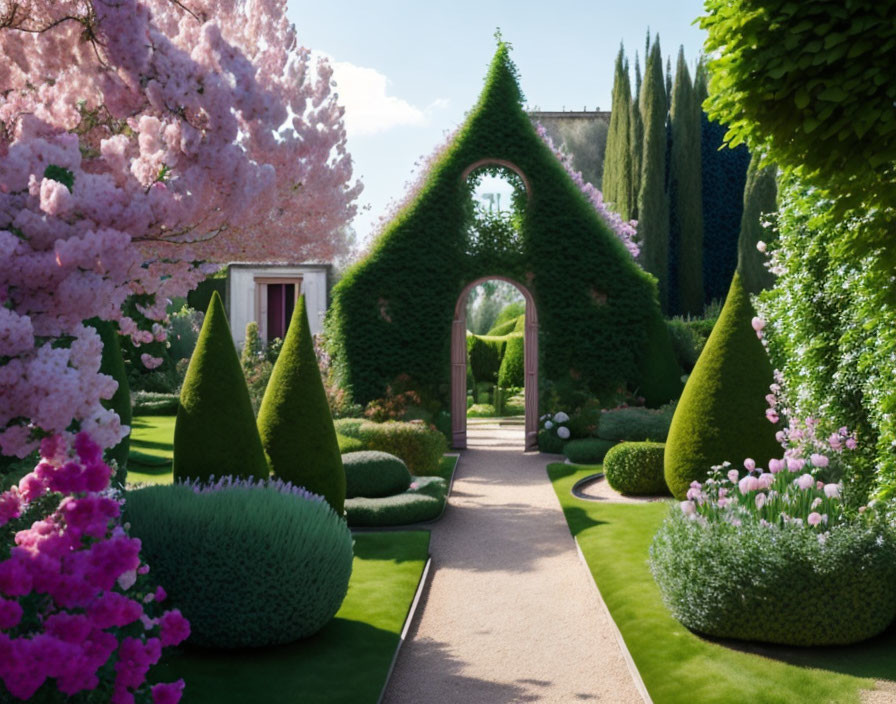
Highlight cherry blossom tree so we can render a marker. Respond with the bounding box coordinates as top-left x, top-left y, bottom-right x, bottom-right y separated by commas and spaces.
0, 2, 359, 699
0, 0, 361, 458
